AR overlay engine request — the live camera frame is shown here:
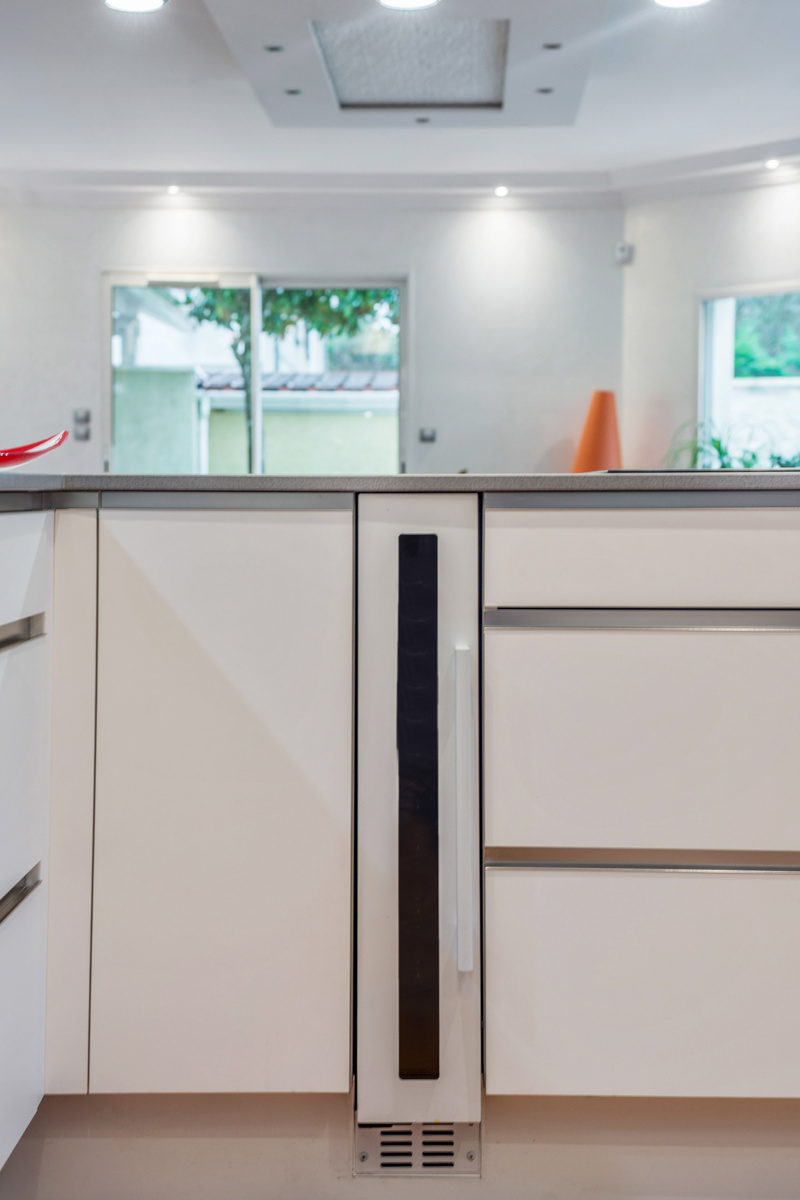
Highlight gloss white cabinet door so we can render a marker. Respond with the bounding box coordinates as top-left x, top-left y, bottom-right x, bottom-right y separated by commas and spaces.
485, 627, 800, 851
484, 506, 800, 608
0, 511, 52, 1171
0, 887, 47, 1170
0, 511, 53, 898
485, 867, 800, 1097
90, 503, 354, 1094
